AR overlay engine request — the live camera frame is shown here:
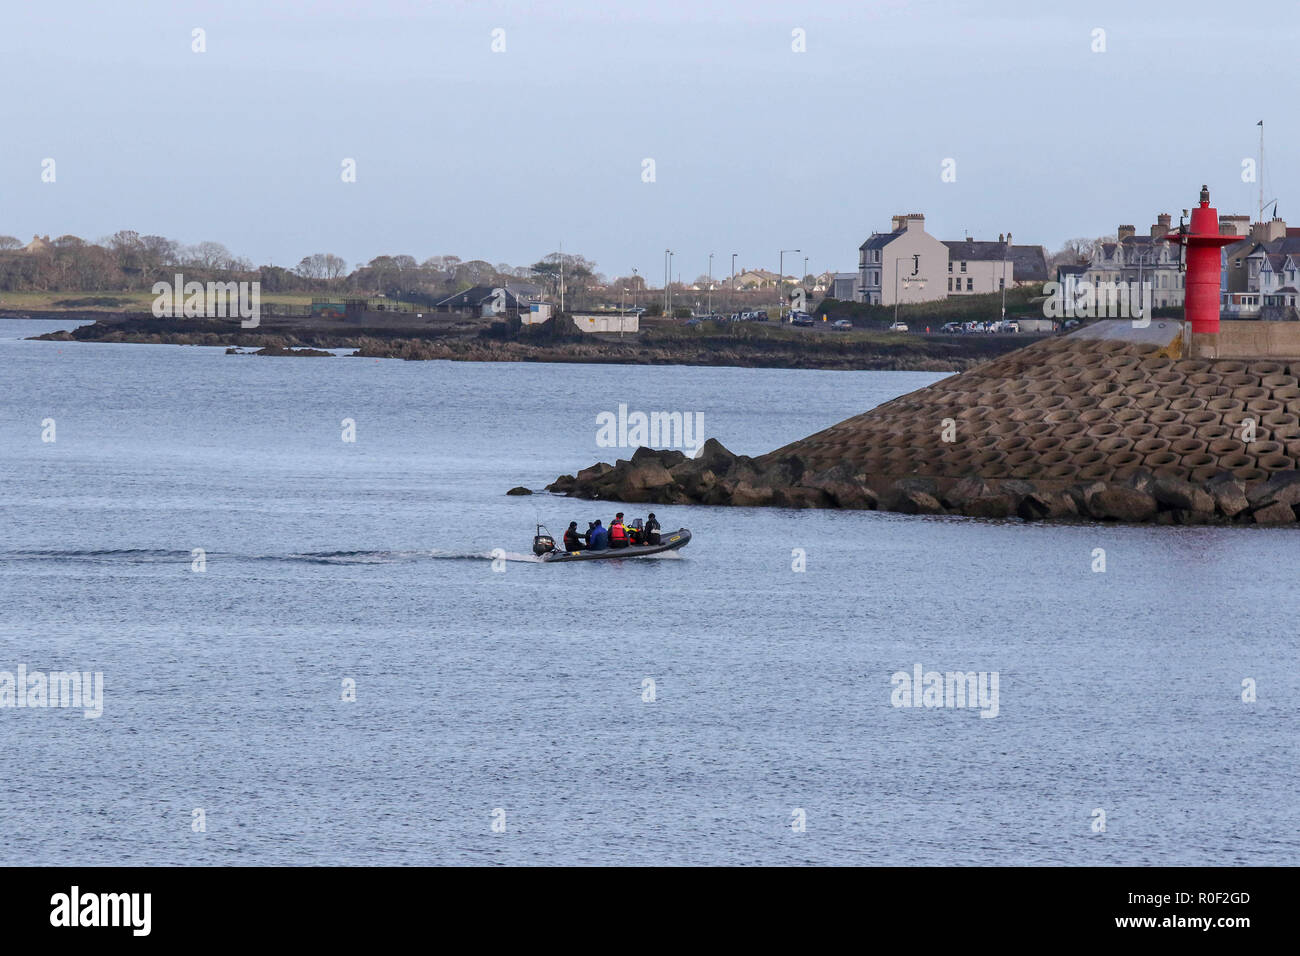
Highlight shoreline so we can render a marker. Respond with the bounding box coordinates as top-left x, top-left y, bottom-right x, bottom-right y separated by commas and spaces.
12, 310, 1044, 373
